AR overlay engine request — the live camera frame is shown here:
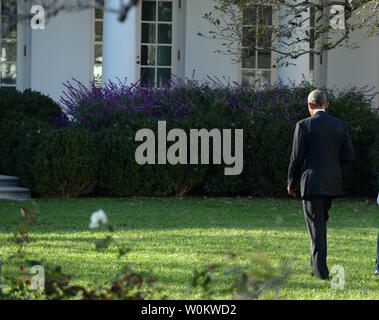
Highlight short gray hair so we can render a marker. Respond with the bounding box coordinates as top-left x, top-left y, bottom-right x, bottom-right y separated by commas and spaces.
308, 90, 327, 108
